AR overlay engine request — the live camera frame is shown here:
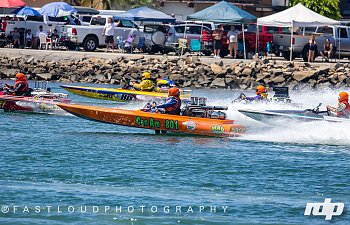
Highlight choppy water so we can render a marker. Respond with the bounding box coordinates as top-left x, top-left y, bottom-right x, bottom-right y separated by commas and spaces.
1, 81, 350, 225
